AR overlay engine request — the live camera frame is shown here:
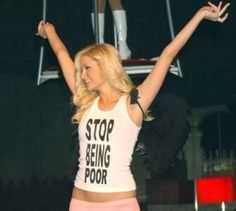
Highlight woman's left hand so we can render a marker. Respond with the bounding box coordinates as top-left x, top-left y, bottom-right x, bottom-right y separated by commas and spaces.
200, 1, 230, 23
